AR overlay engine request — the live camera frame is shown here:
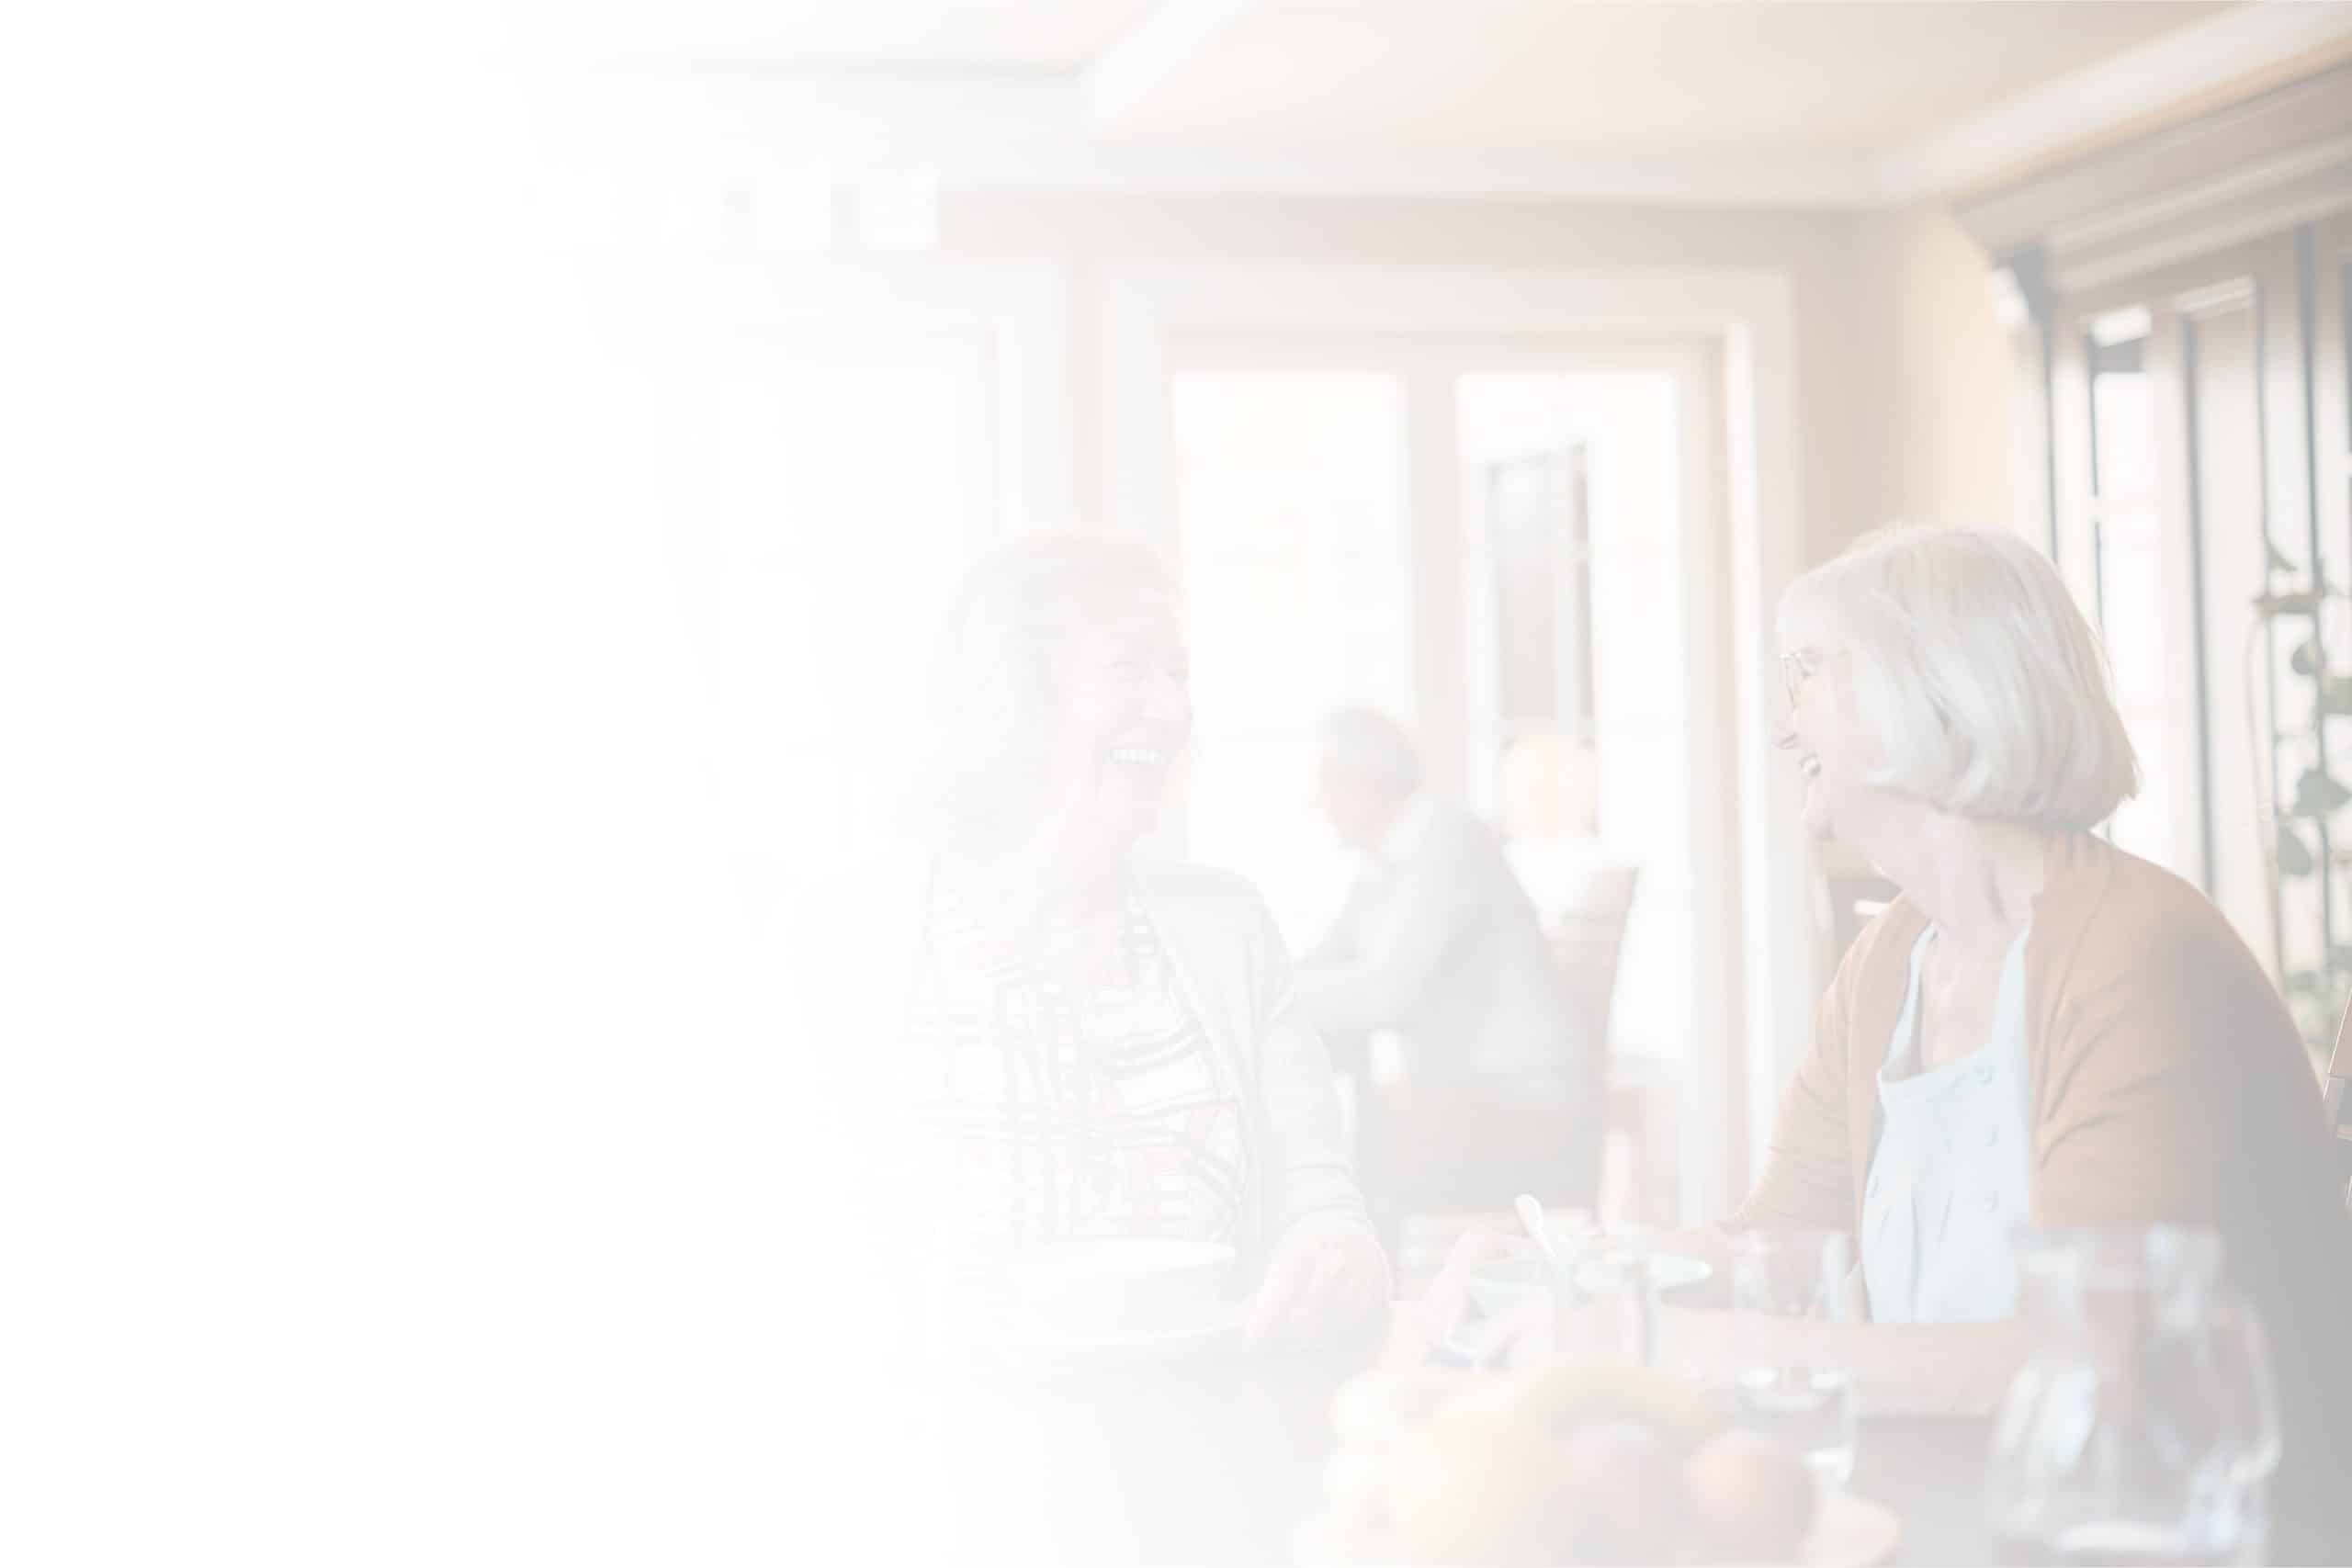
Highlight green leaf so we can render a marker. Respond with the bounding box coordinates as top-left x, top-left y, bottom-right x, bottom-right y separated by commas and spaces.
2278, 823, 2317, 875
2292, 768, 2352, 818
2254, 589, 2324, 617
2292, 639, 2324, 677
